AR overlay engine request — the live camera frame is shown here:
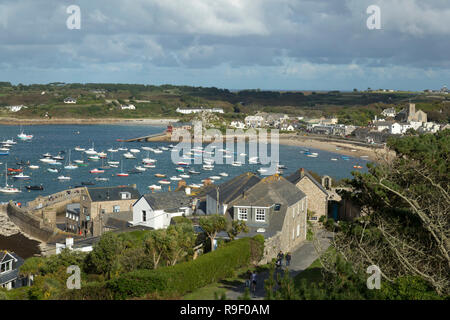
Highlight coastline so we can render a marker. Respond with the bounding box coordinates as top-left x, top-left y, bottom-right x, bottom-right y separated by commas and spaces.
0, 117, 179, 126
